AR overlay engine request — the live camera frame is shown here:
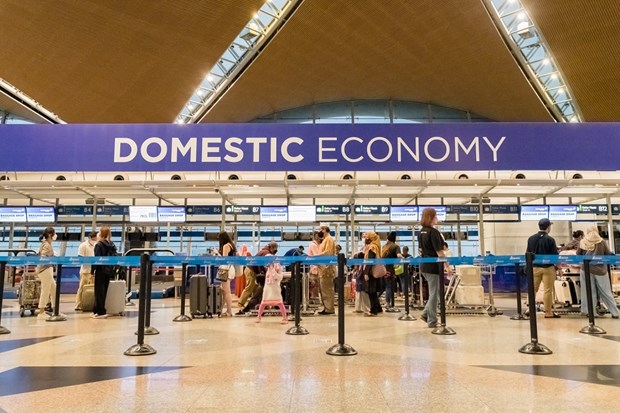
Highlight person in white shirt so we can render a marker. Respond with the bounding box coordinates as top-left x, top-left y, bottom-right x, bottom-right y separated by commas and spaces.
75, 231, 98, 311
